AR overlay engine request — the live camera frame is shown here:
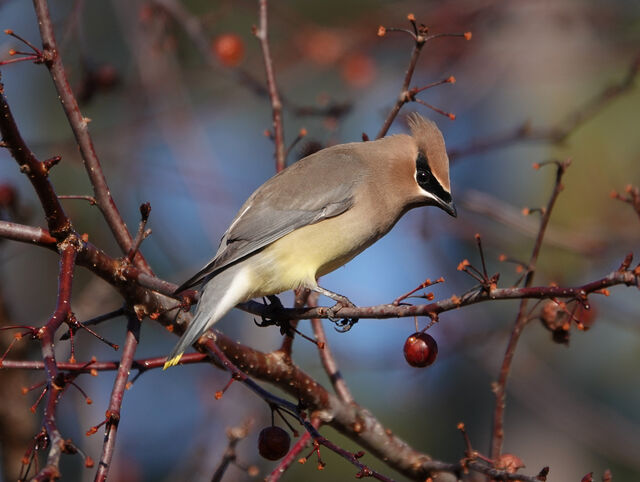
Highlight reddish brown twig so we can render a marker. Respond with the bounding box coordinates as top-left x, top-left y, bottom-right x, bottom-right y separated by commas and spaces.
211, 420, 255, 482
0, 81, 71, 237
33, 241, 79, 480
94, 313, 140, 482
237, 266, 636, 322
490, 159, 571, 460
279, 288, 311, 356
0, 217, 606, 481
254, 0, 286, 172
58, 194, 97, 205
0, 221, 56, 247
1, 29, 44, 66
309, 293, 354, 404
0, 218, 634, 327
126, 202, 152, 263
60, 307, 125, 341
611, 184, 640, 221
2, 352, 210, 373
32, 0, 151, 271
314, 435, 393, 482
376, 16, 469, 139
393, 277, 444, 305
266, 418, 320, 482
